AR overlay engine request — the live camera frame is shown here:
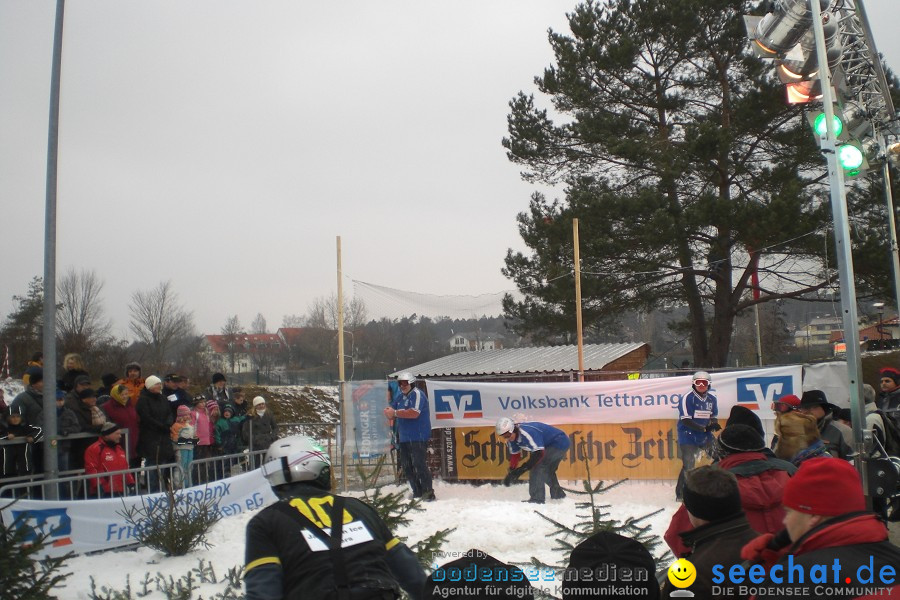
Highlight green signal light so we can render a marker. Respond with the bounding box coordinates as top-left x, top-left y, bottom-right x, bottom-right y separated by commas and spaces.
814, 112, 843, 137
838, 144, 864, 171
